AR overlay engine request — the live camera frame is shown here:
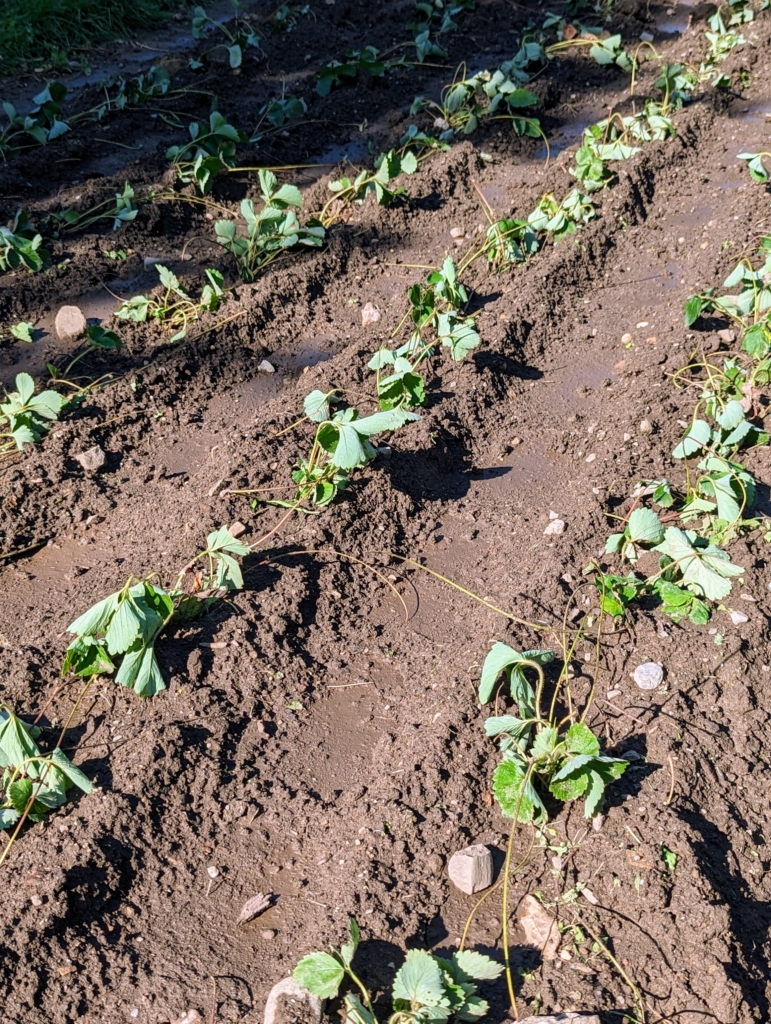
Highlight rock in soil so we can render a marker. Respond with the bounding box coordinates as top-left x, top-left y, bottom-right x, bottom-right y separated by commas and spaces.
74, 445, 106, 472
633, 662, 664, 690
361, 302, 381, 325
448, 844, 493, 894
543, 518, 566, 536
259, 360, 276, 373
55, 305, 87, 343
730, 609, 749, 625
264, 978, 322, 1024
517, 894, 560, 961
